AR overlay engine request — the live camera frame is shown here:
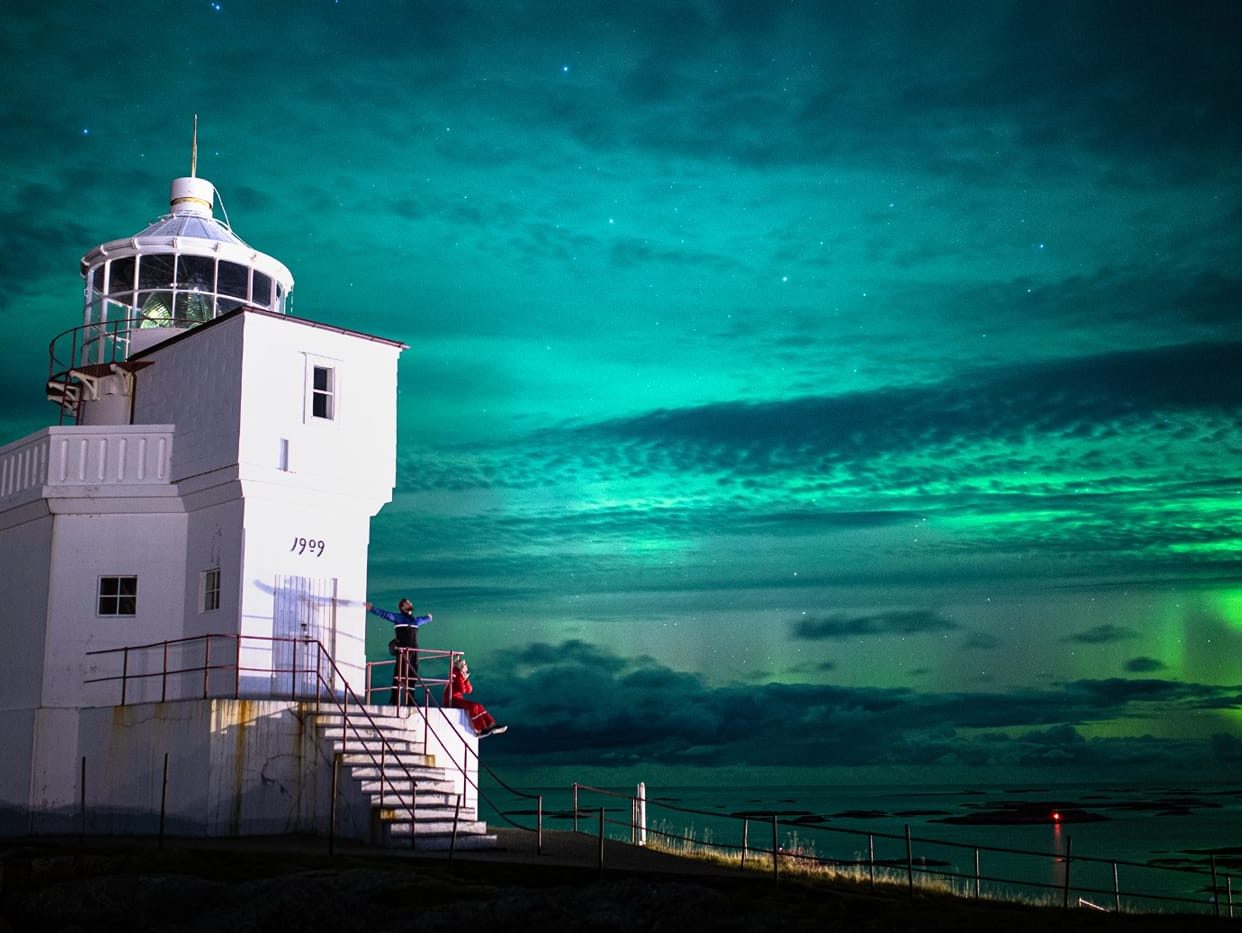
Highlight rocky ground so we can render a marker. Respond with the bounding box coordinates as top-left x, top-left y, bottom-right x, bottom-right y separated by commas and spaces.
1, 834, 1234, 932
